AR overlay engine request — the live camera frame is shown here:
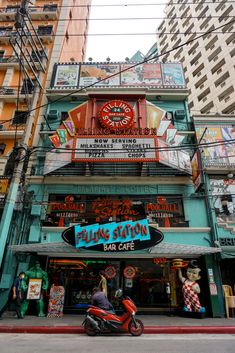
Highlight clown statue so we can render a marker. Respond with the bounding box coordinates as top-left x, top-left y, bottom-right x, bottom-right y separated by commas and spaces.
21, 261, 49, 317
178, 260, 205, 313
